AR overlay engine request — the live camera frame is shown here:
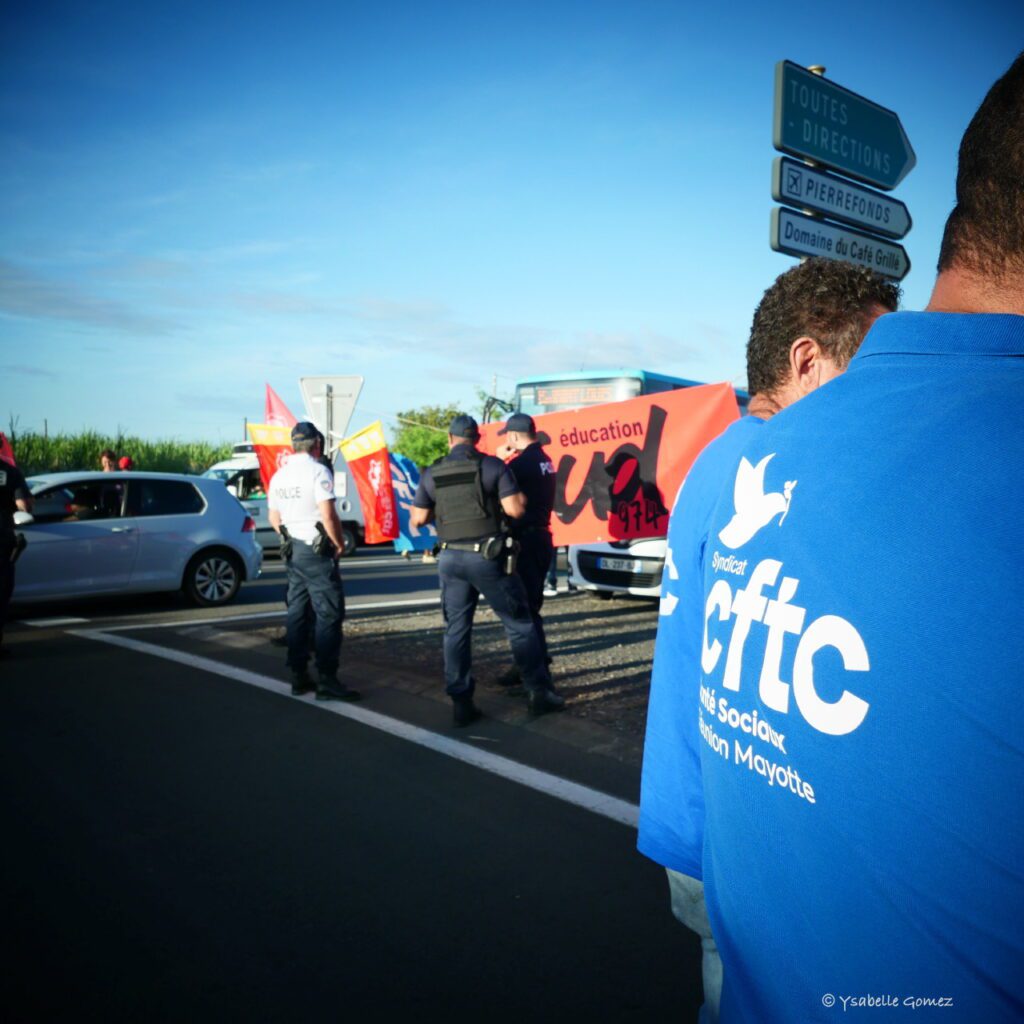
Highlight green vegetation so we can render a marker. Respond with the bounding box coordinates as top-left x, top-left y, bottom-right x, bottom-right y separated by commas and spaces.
390, 404, 460, 468
6, 430, 234, 477
389, 389, 515, 468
